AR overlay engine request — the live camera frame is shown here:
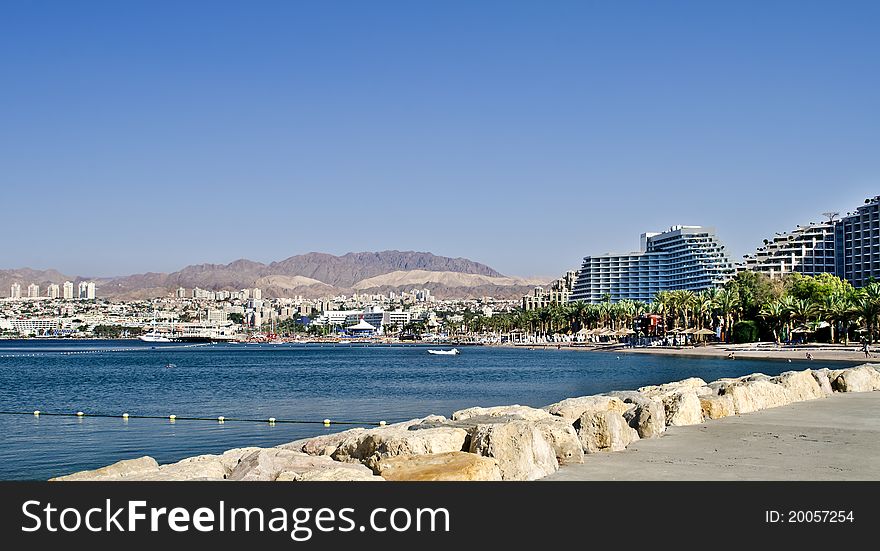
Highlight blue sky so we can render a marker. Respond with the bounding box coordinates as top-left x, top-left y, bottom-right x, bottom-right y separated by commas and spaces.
1, 1, 878, 277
